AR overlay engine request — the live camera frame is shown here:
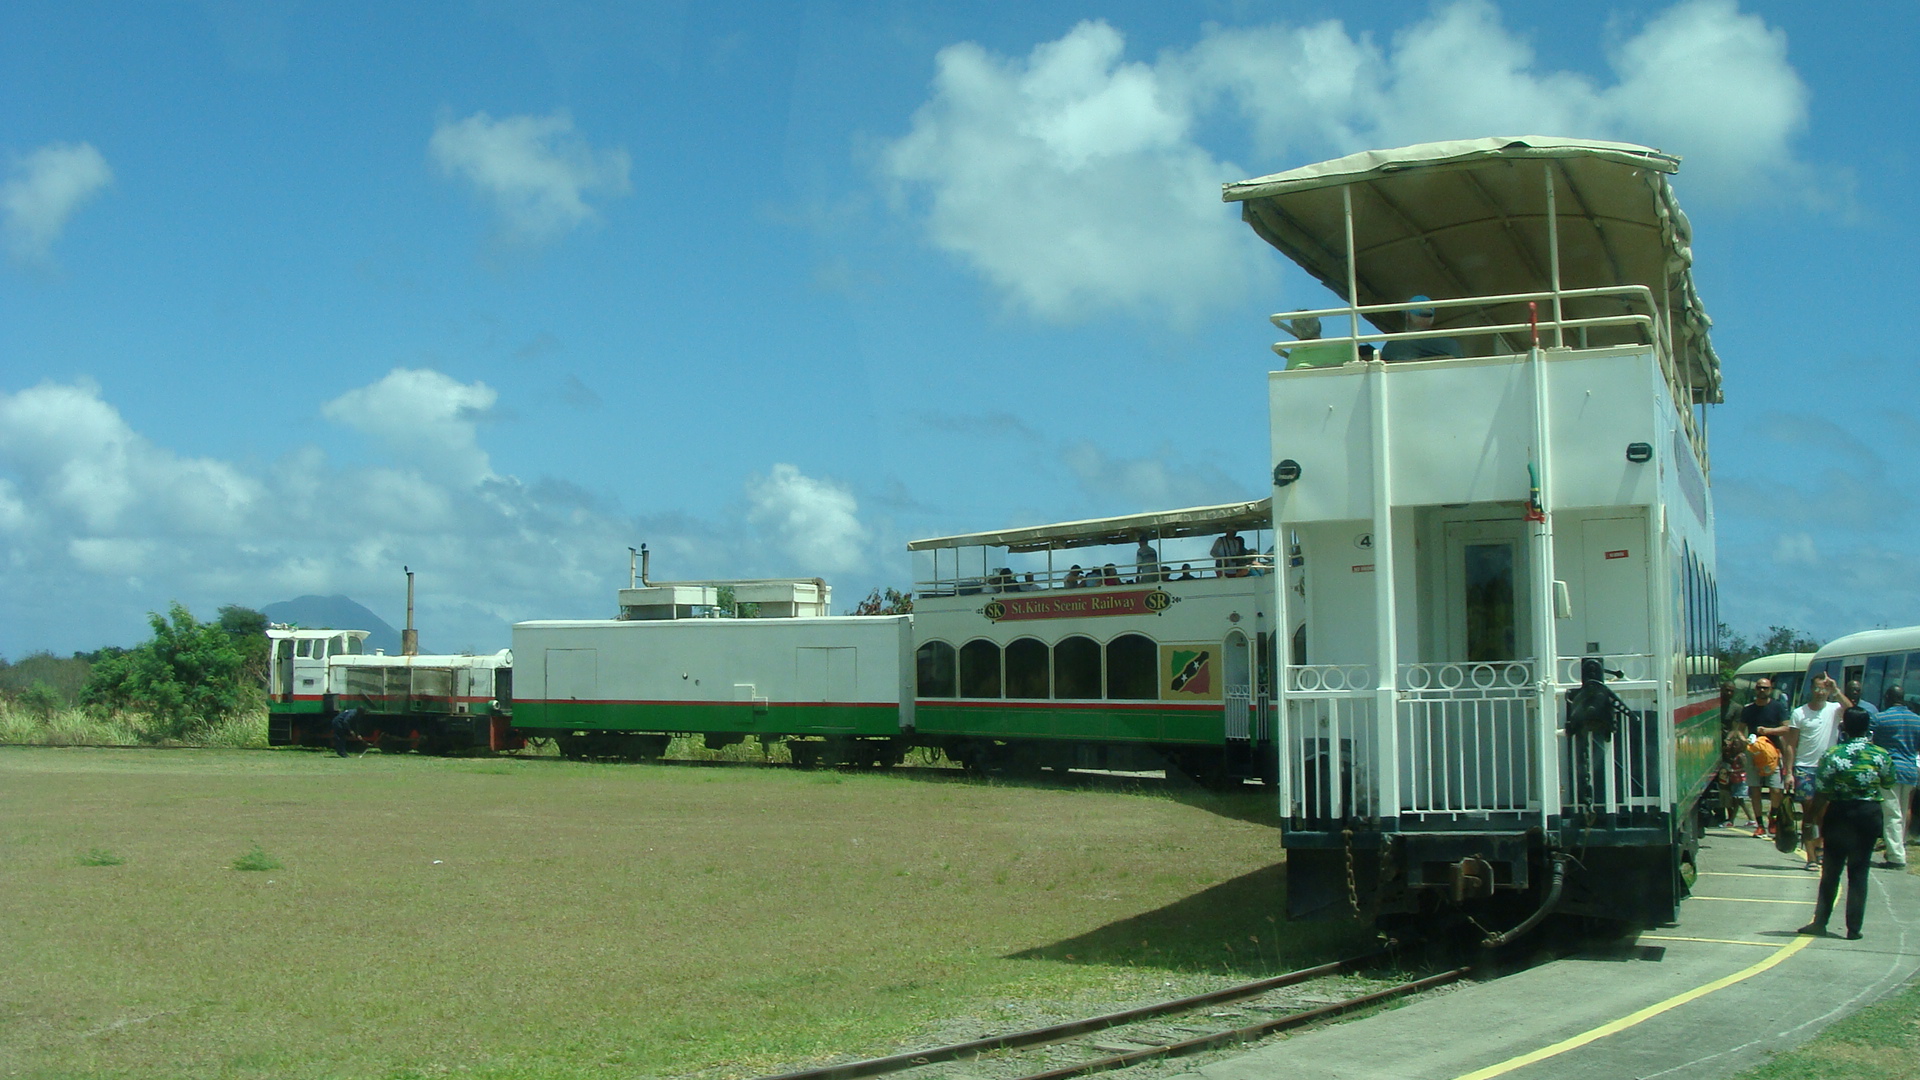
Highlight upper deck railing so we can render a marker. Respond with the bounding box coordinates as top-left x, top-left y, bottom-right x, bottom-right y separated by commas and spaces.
1270, 286, 1706, 469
